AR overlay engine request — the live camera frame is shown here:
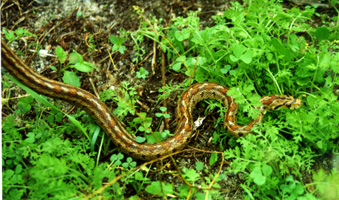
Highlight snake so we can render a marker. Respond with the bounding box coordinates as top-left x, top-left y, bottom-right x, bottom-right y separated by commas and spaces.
1, 40, 302, 160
